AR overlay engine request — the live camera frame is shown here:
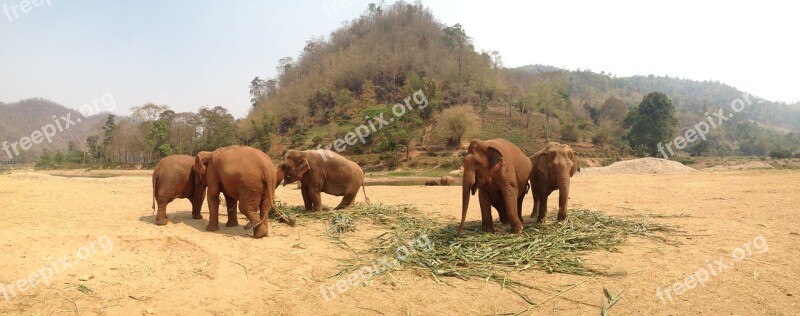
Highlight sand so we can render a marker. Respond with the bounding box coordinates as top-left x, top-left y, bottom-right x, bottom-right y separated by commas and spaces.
0, 169, 798, 315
